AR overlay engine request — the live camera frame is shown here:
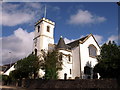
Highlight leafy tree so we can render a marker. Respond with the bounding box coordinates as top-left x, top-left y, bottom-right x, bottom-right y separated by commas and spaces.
94, 41, 120, 79
12, 54, 40, 79
2, 75, 10, 85
9, 70, 25, 80
42, 50, 62, 79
